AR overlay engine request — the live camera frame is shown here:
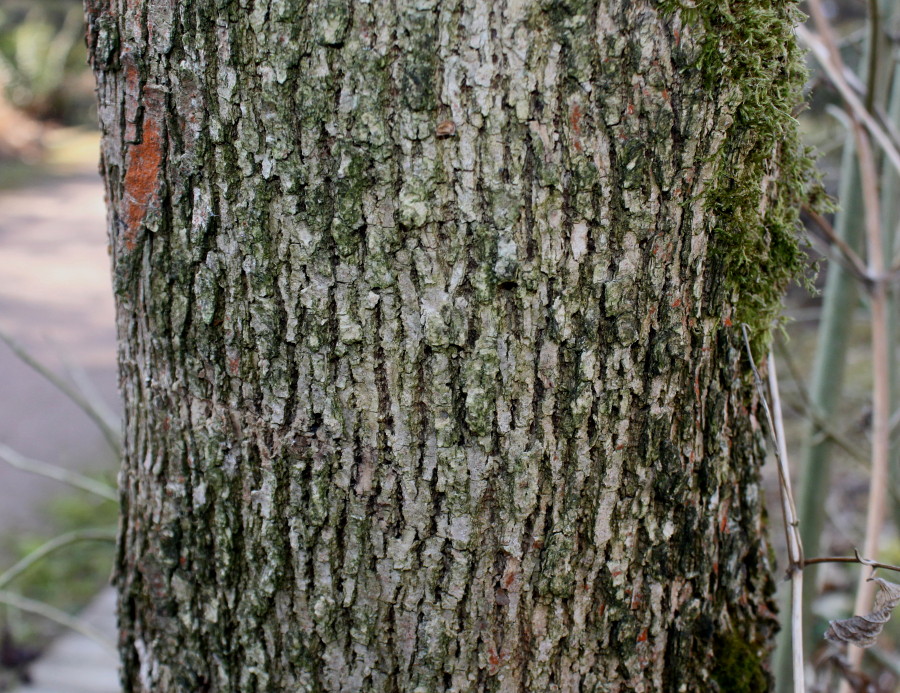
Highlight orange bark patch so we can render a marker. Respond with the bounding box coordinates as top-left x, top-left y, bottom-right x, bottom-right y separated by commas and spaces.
487, 646, 501, 675
719, 500, 730, 534
122, 115, 163, 251
569, 104, 582, 134
569, 104, 583, 152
